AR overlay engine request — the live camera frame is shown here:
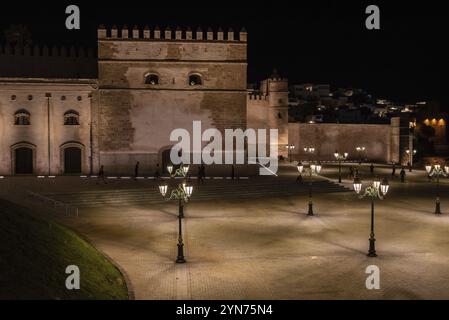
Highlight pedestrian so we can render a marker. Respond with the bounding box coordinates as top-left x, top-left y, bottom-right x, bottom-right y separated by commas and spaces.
349, 167, 354, 180
400, 167, 406, 183
296, 174, 303, 184
154, 163, 160, 181
134, 161, 140, 180
198, 163, 205, 184
370, 163, 374, 175
97, 165, 107, 184
202, 163, 206, 181
391, 163, 396, 178
407, 161, 412, 172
